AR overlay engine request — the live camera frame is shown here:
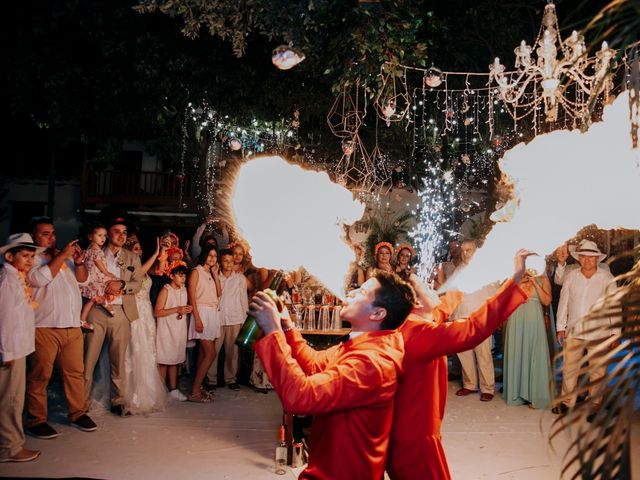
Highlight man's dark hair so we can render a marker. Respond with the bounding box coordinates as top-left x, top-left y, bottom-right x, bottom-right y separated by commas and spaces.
372, 270, 416, 330
218, 248, 233, 258
30, 216, 53, 236
198, 244, 217, 266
